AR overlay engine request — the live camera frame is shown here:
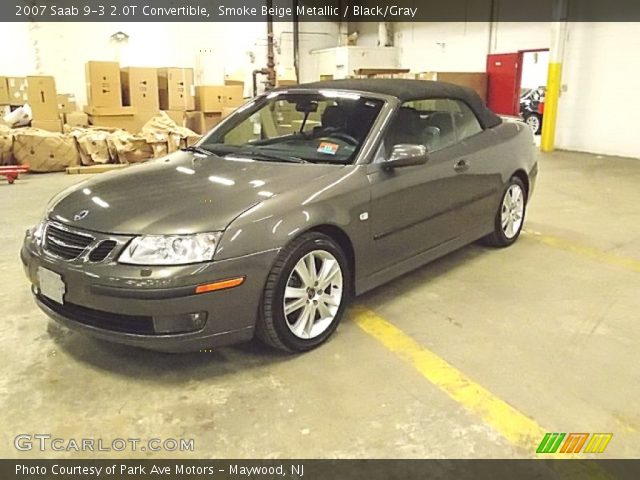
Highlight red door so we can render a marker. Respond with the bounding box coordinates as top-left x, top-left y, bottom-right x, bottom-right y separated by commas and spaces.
486, 53, 522, 116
